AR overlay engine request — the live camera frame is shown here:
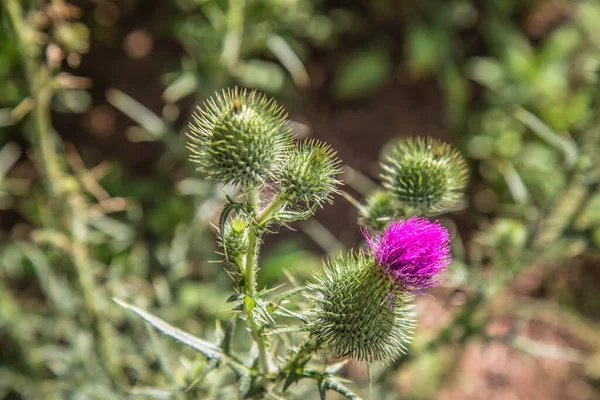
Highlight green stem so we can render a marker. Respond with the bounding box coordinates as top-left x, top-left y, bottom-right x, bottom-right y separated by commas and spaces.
257, 195, 287, 226
6, 0, 63, 196
242, 190, 288, 376
243, 186, 269, 375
